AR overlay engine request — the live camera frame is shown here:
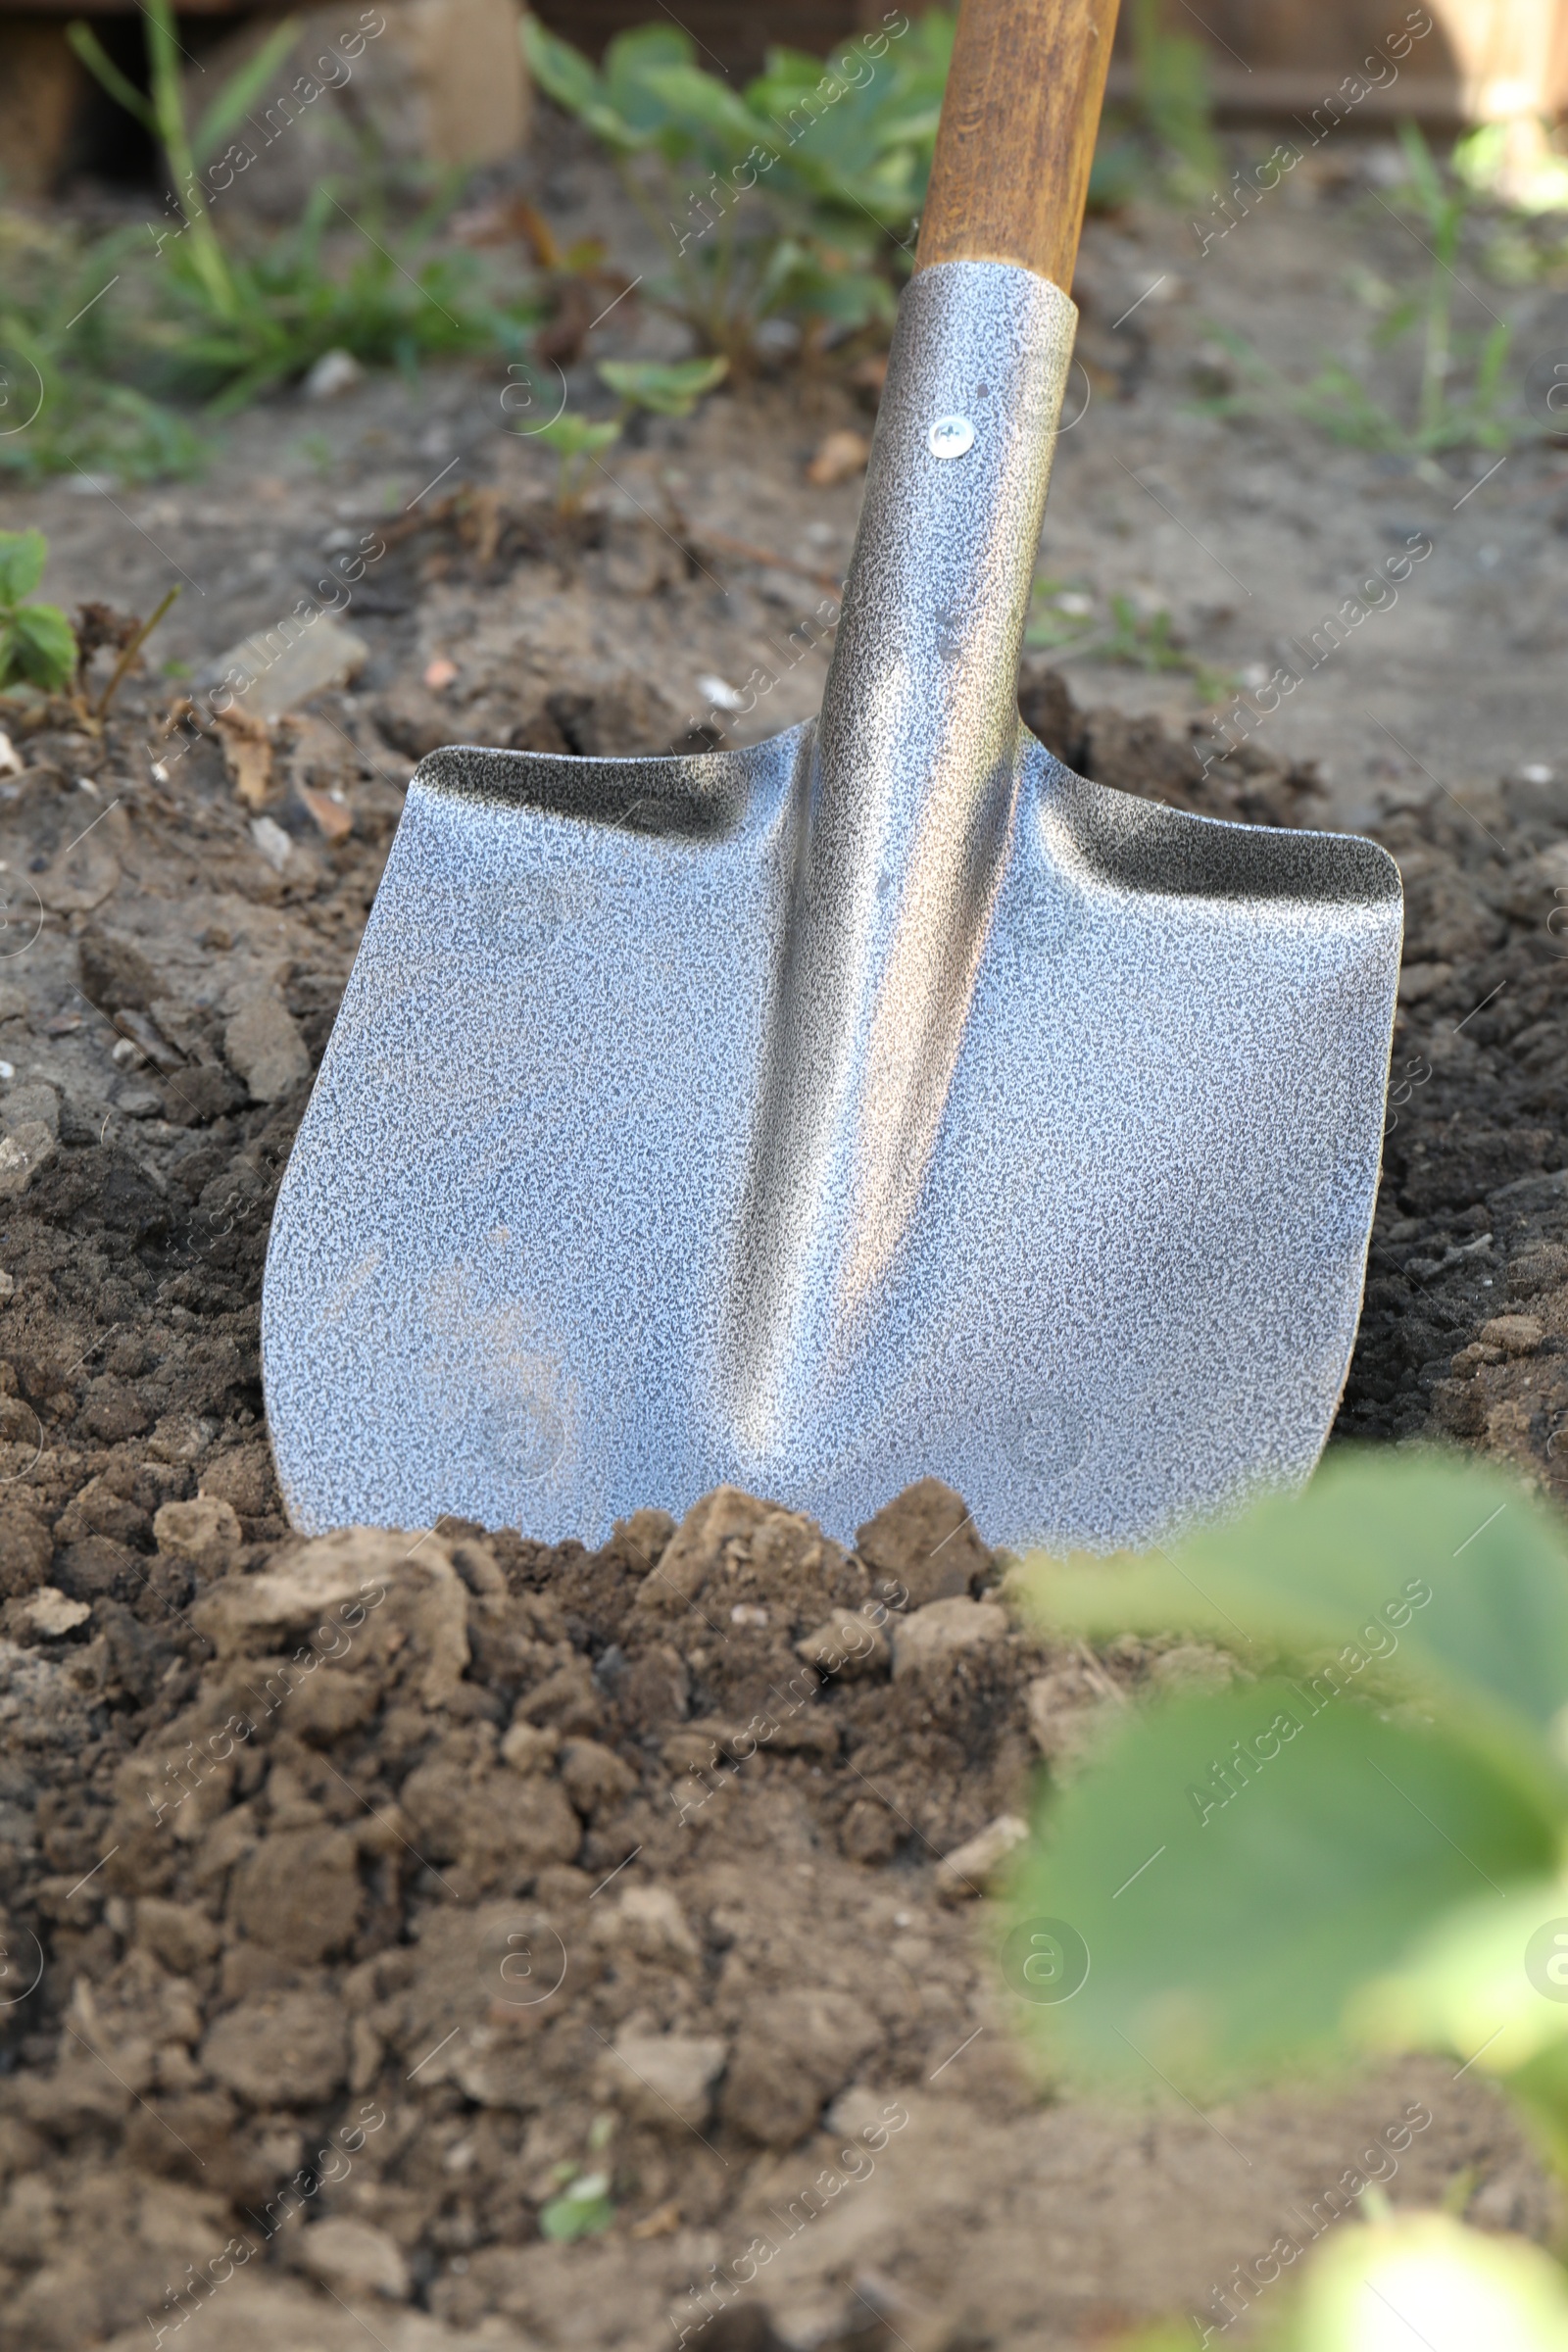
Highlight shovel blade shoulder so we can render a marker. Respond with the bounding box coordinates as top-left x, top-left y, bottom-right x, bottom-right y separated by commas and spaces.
1048, 749, 1403, 910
